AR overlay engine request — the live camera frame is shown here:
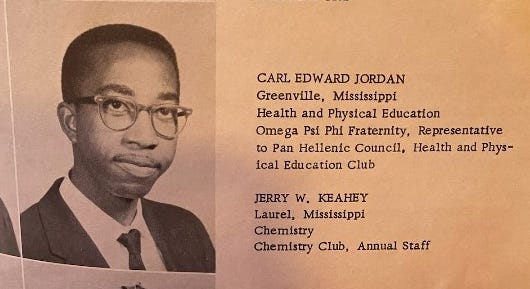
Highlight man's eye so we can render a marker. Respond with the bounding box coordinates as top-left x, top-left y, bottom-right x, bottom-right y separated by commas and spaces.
103, 99, 129, 113
111, 101, 123, 109
158, 107, 171, 115
155, 107, 176, 120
